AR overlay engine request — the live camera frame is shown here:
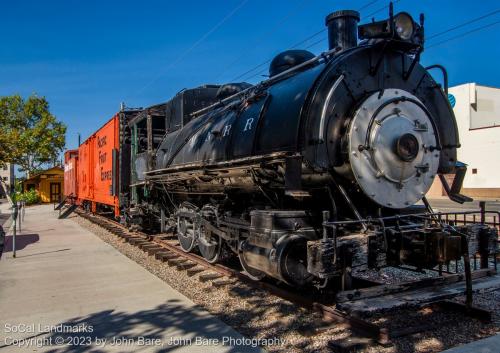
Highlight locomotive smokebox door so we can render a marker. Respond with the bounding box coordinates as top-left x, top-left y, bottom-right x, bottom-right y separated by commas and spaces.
347, 90, 440, 209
